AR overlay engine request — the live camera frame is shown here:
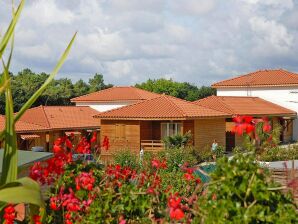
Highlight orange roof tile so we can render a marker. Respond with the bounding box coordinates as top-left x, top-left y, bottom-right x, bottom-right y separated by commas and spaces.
20, 106, 100, 130
212, 69, 298, 88
71, 86, 161, 102
95, 95, 229, 120
0, 106, 100, 133
194, 96, 296, 117
0, 115, 48, 132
